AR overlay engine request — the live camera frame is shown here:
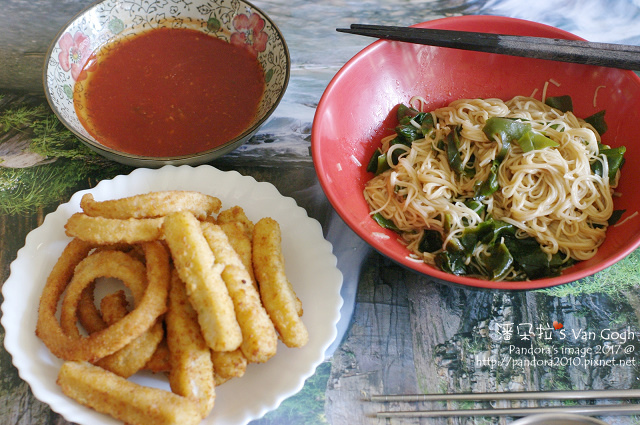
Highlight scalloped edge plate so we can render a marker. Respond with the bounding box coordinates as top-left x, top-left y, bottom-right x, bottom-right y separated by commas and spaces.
2, 164, 343, 425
